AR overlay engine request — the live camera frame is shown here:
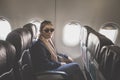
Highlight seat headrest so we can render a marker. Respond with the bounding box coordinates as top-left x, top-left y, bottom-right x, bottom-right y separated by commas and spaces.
94, 32, 113, 47
84, 26, 96, 32
23, 23, 37, 40
6, 28, 32, 61
0, 40, 16, 76
81, 26, 98, 47
87, 33, 100, 58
